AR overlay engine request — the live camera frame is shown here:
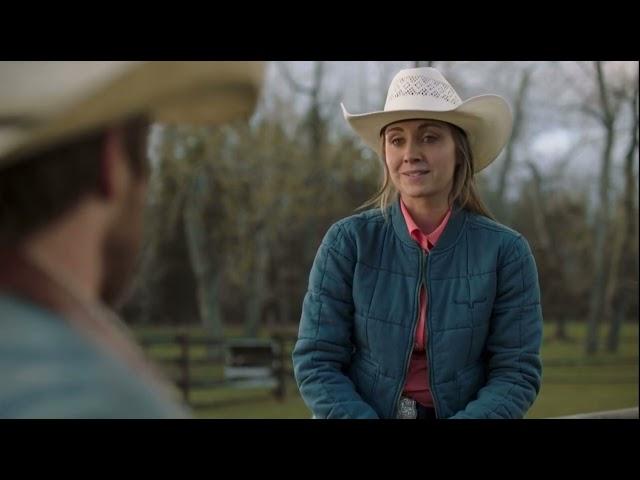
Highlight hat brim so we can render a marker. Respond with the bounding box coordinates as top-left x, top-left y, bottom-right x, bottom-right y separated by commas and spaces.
1, 61, 265, 167
342, 94, 512, 172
